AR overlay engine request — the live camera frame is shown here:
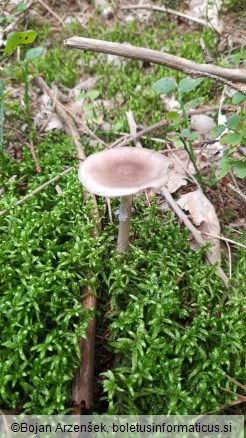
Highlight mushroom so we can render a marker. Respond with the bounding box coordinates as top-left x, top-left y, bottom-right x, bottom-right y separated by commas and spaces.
78, 147, 172, 253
